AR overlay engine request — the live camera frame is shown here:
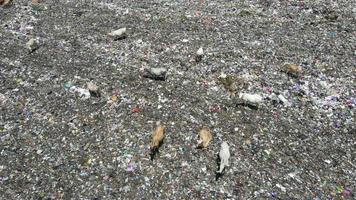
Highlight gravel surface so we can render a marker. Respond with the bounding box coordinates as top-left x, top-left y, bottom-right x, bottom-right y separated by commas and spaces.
1, 0, 355, 199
